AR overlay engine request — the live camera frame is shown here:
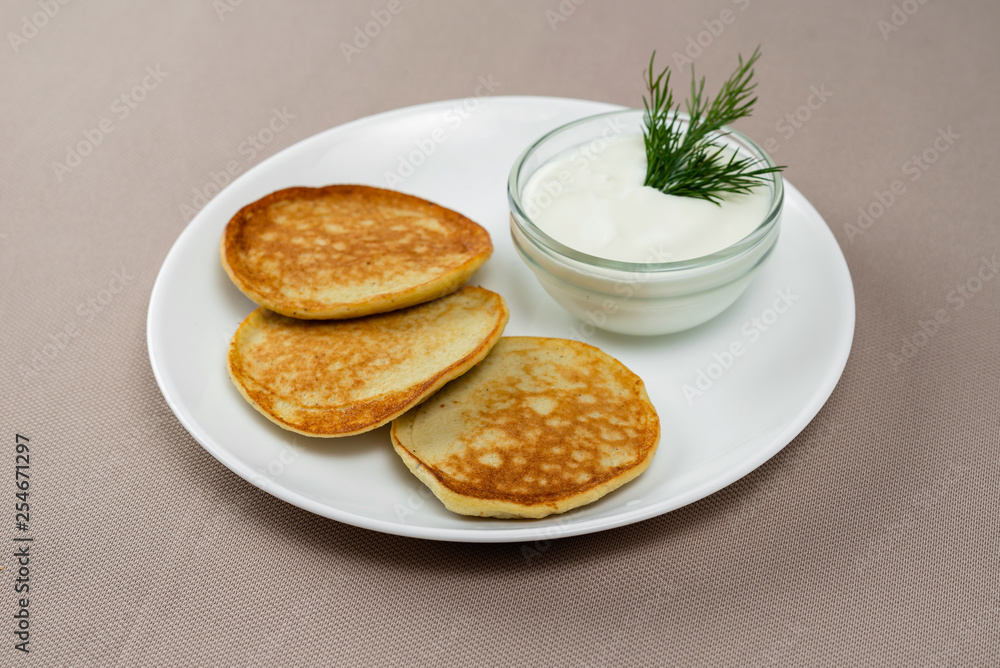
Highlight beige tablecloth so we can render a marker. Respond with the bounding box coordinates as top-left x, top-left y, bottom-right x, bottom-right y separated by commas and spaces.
3, 0, 998, 665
